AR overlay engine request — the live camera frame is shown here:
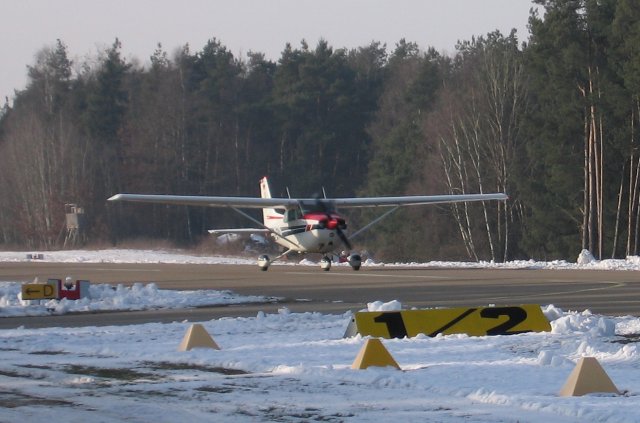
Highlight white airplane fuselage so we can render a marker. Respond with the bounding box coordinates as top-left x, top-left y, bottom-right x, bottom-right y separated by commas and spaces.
264, 206, 348, 254
270, 220, 341, 254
